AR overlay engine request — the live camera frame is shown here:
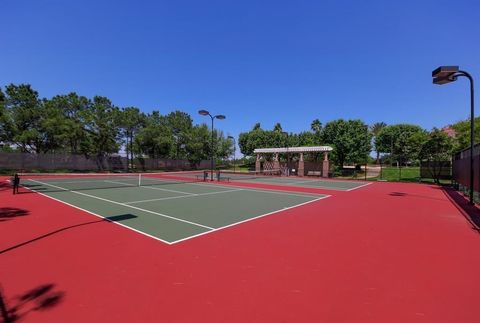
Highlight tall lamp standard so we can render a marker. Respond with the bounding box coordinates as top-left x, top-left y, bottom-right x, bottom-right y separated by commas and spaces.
282, 131, 290, 176
432, 66, 475, 204
199, 109, 226, 181
227, 135, 236, 172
